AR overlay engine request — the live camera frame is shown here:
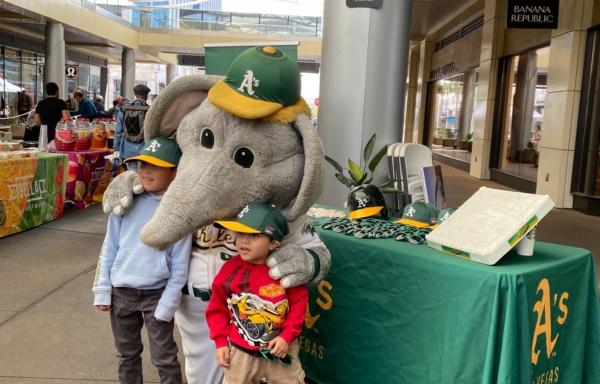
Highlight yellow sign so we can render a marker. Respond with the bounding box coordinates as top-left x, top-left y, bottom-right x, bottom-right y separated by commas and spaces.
531, 278, 569, 365
305, 280, 332, 330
